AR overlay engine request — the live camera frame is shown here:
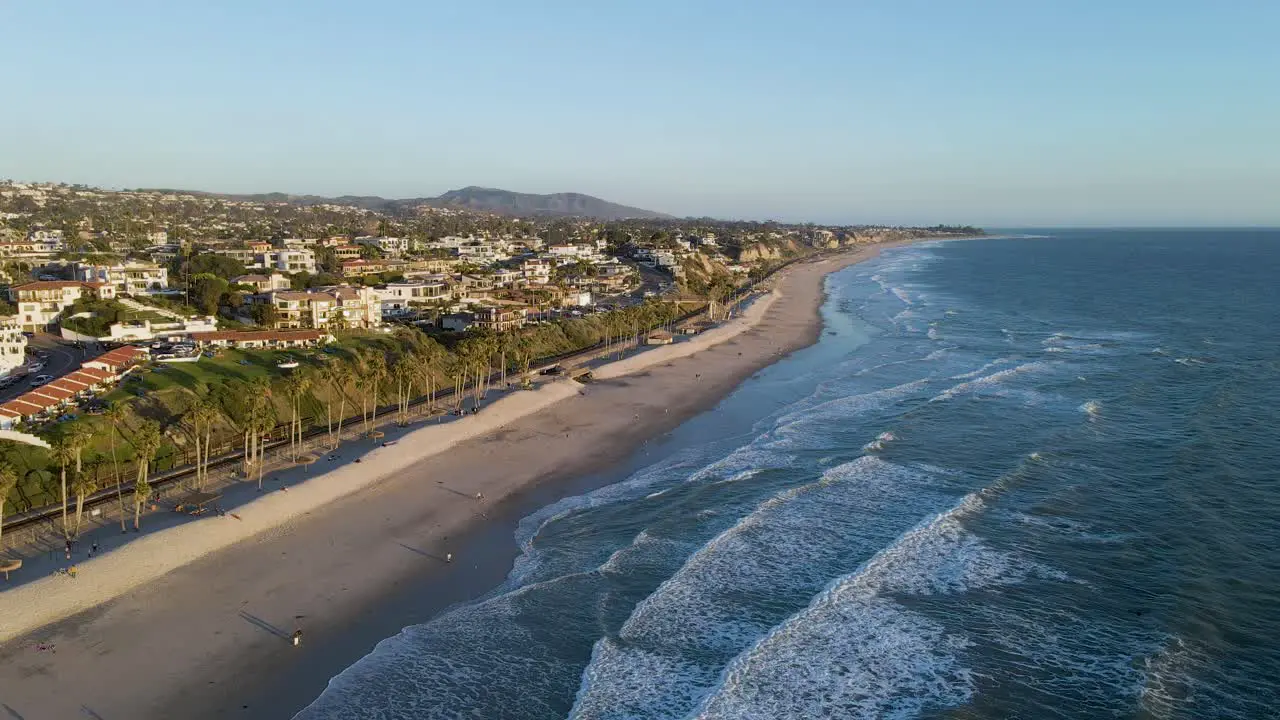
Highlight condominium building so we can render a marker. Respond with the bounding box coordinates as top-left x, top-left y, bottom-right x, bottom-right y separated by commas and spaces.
232, 273, 292, 293
8, 281, 116, 331
374, 279, 451, 317
71, 261, 170, 296
266, 286, 380, 330
0, 316, 28, 376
